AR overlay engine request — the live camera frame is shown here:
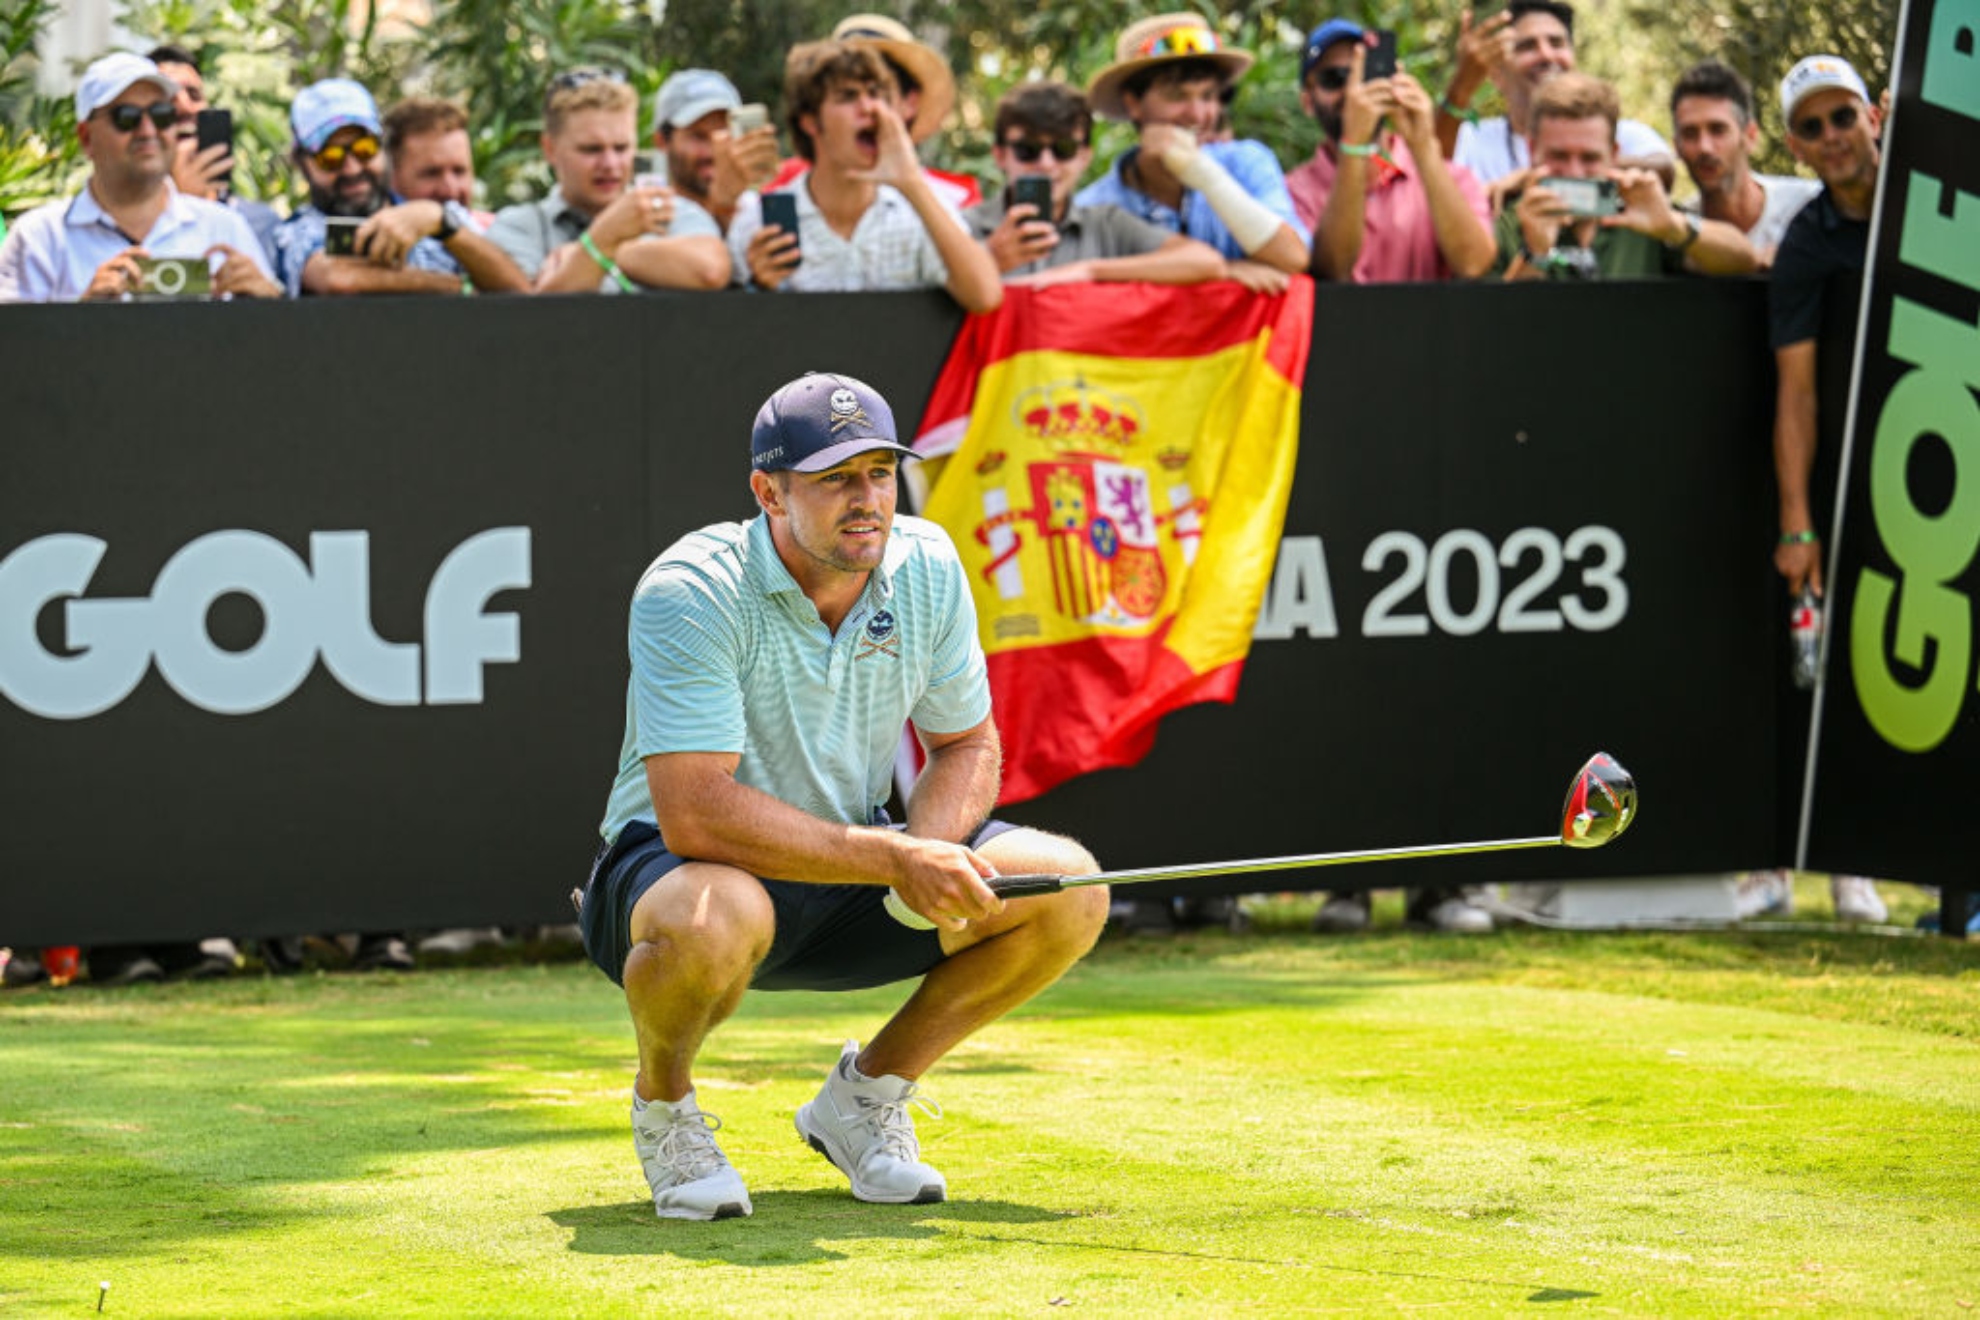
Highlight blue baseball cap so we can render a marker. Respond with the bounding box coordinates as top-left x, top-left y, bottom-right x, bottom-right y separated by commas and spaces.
1302, 19, 1366, 78
291, 77, 382, 153
751, 373, 916, 474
